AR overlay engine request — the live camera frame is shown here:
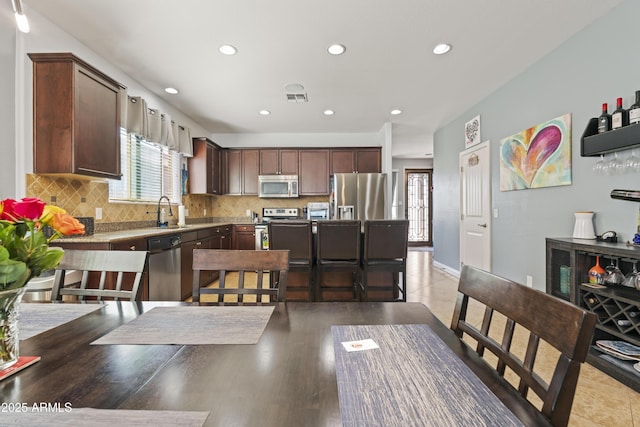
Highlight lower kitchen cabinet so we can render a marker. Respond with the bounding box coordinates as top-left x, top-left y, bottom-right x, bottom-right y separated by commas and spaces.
546, 237, 640, 392
233, 225, 256, 250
